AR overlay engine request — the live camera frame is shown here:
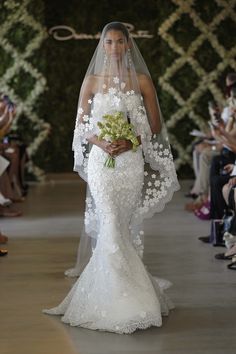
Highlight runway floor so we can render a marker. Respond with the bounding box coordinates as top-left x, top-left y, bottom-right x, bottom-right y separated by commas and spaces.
0, 175, 236, 354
